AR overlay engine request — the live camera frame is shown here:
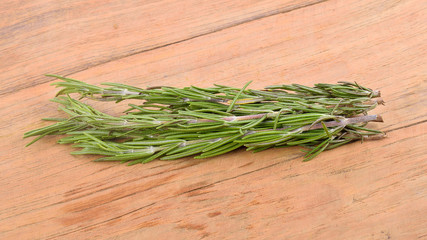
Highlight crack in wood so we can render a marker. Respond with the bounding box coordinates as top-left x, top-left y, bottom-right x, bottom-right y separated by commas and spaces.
45, 203, 156, 239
